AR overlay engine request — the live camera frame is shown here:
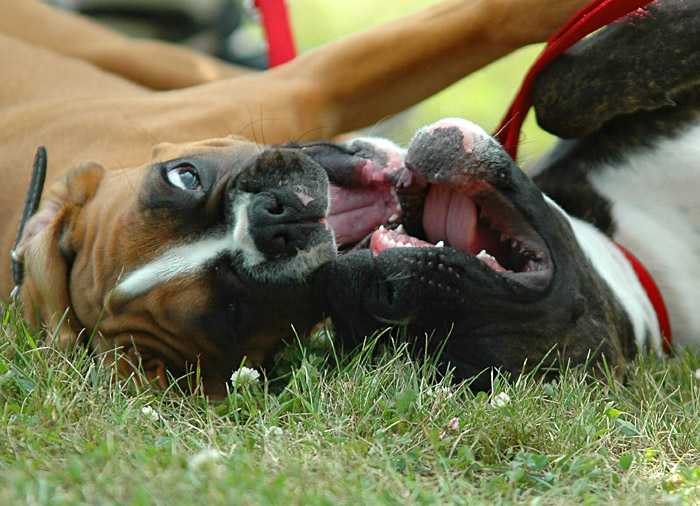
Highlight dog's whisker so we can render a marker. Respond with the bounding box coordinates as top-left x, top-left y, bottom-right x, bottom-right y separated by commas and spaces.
107, 101, 160, 146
